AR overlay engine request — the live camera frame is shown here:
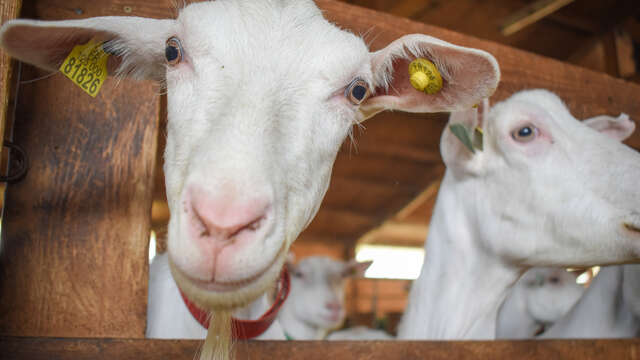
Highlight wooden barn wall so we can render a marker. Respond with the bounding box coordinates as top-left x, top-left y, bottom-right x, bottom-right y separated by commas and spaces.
0, 0, 638, 357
